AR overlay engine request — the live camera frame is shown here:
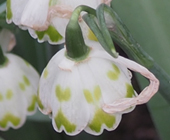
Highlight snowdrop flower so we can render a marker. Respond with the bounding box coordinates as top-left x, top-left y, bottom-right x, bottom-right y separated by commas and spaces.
6, 0, 110, 44
38, 40, 159, 135
0, 29, 39, 130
